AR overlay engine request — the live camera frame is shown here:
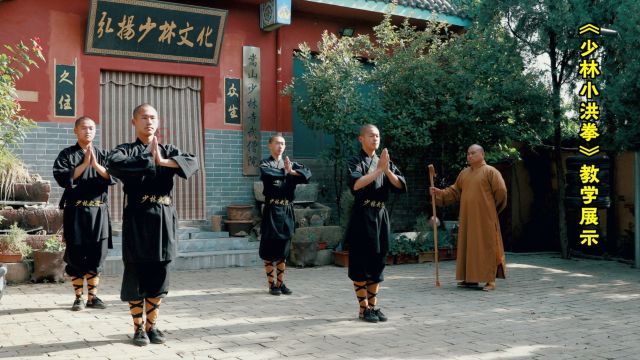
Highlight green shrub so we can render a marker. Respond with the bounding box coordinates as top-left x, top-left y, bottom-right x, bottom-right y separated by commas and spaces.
42, 235, 65, 252
0, 223, 32, 257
